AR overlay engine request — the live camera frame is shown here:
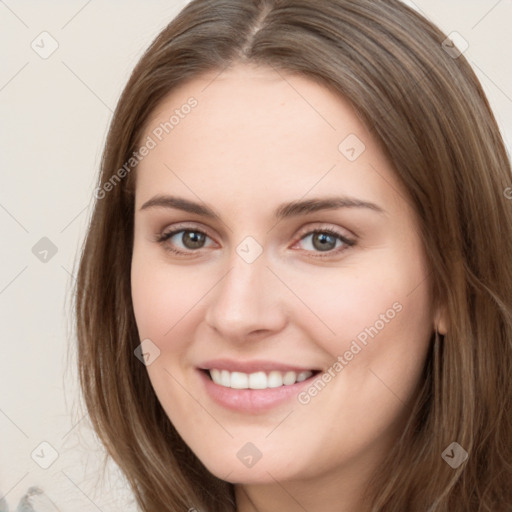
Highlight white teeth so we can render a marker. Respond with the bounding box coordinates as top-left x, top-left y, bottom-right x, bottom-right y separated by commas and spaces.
296, 371, 312, 382
230, 371, 249, 389
267, 371, 284, 388
220, 369, 230, 387
248, 371, 267, 389
210, 368, 221, 383
283, 371, 297, 385
208, 369, 314, 389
